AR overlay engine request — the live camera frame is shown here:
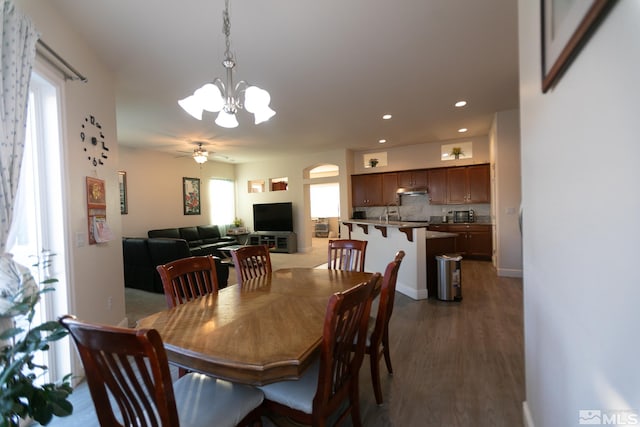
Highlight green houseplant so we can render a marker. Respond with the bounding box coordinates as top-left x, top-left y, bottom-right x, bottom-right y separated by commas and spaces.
450, 147, 464, 159
0, 256, 73, 427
